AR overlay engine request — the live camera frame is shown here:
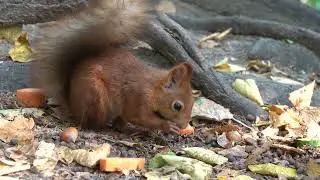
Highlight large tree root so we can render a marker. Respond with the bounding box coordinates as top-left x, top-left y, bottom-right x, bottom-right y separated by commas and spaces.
170, 15, 320, 59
